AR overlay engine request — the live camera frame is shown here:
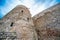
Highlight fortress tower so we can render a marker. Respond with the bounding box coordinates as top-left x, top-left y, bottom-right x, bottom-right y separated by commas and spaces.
0, 5, 30, 32
0, 5, 38, 40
